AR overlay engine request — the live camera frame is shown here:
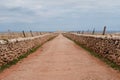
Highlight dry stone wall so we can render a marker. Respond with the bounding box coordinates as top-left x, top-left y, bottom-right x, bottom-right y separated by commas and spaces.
63, 33, 120, 65
0, 33, 58, 66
